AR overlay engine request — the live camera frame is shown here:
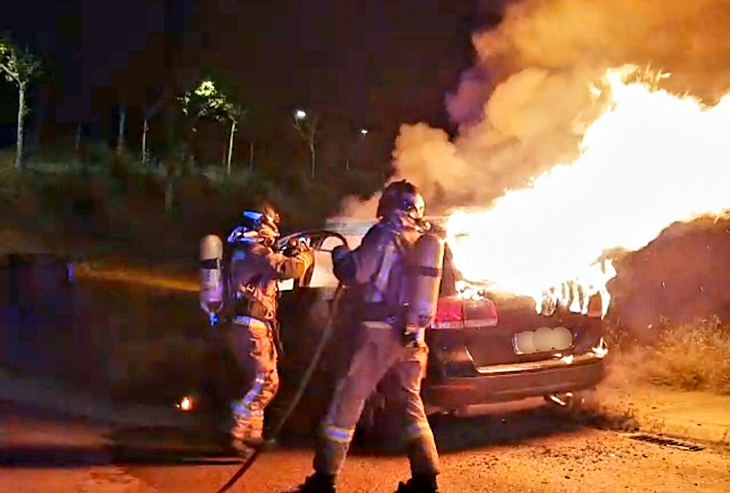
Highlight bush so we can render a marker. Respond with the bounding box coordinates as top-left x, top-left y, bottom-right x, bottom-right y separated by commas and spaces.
635, 317, 730, 394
